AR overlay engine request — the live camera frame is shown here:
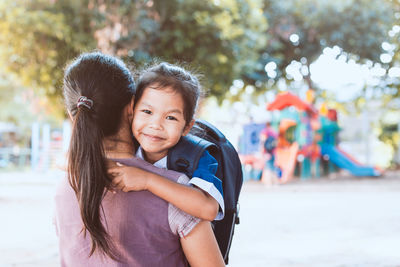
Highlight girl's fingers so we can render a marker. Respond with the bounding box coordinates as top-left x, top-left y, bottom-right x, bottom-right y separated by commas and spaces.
108, 174, 127, 193
122, 186, 131, 193
109, 182, 120, 194
111, 178, 126, 191
111, 175, 121, 184
114, 180, 124, 188
109, 166, 128, 179
106, 159, 121, 168
108, 169, 119, 179
107, 161, 125, 175
108, 165, 128, 176
107, 165, 130, 192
